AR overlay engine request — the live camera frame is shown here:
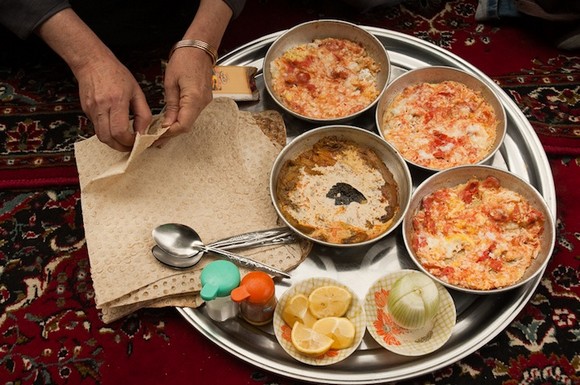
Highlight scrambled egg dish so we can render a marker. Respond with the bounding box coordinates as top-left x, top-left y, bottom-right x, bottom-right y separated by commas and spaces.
270, 37, 381, 119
